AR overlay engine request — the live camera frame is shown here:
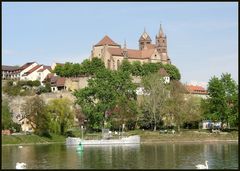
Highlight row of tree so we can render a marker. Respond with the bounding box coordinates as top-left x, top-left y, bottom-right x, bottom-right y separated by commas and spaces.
119, 60, 181, 80
53, 58, 105, 77
73, 60, 201, 132
53, 57, 181, 80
